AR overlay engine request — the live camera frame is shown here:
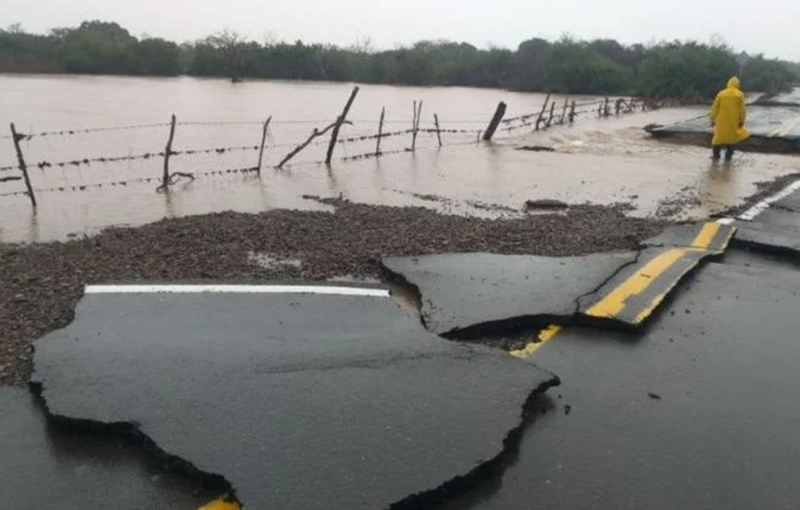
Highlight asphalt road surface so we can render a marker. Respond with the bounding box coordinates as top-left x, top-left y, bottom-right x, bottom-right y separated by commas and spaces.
6, 185, 800, 510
